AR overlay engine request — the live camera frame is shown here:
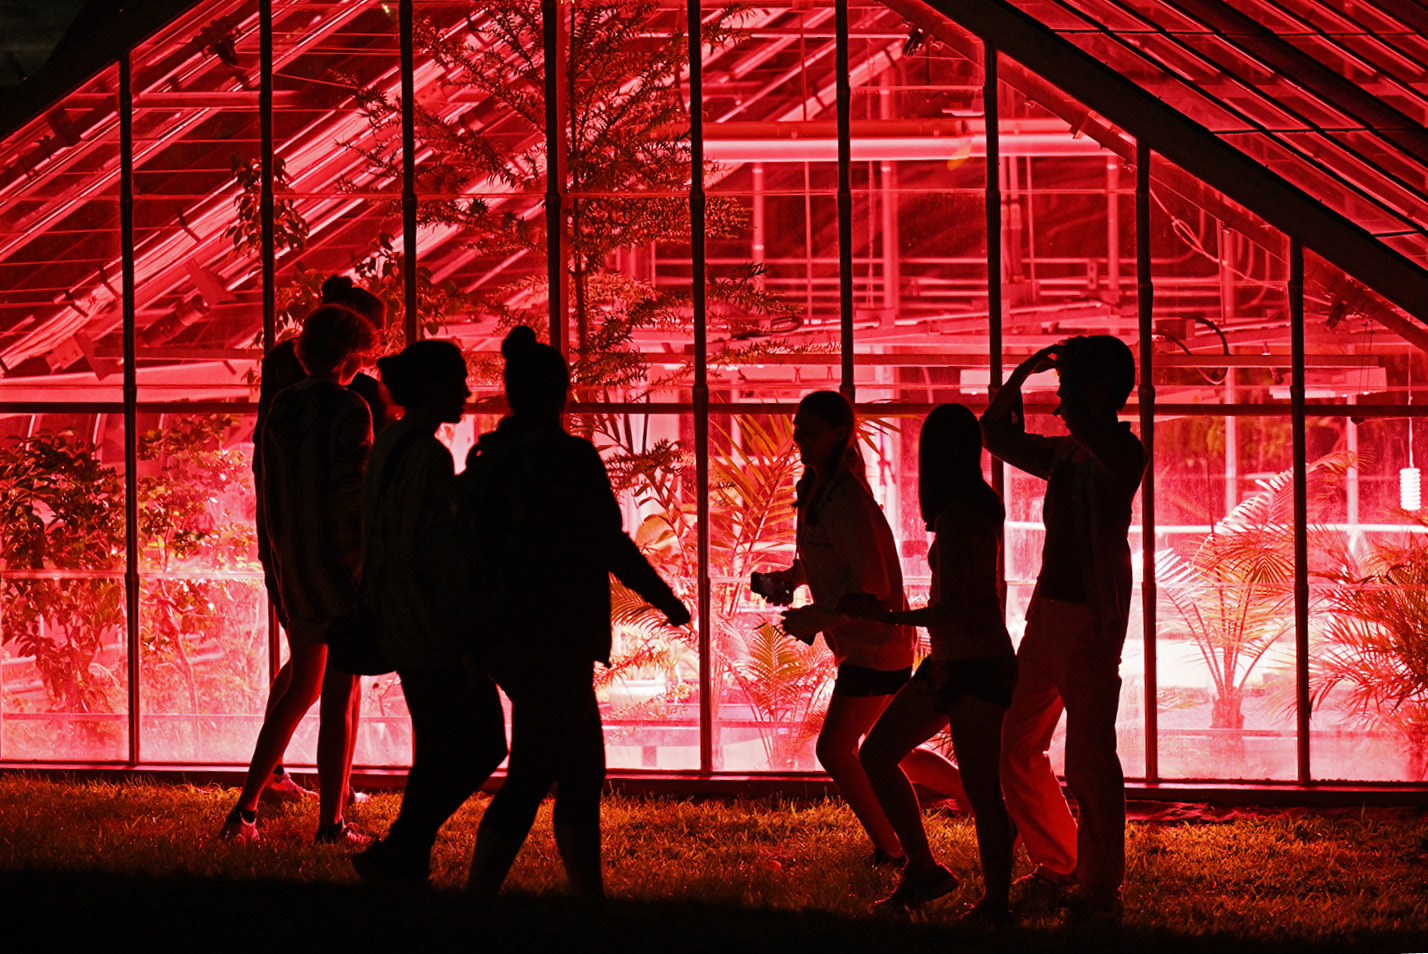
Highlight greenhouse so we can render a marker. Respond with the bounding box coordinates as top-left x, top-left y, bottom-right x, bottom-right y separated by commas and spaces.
1, 0, 1427, 793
